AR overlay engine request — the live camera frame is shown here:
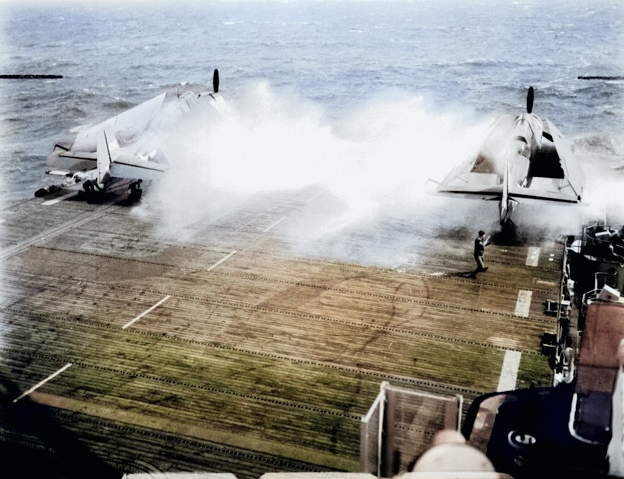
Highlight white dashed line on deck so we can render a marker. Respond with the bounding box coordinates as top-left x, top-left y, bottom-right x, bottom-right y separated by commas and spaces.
42, 192, 79, 205
306, 191, 324, 203
263, 217, 285, 233
14, 363, 73, 402
207, 250, 237, 271
497, 350, 522, 392
122, 295, 171, 330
